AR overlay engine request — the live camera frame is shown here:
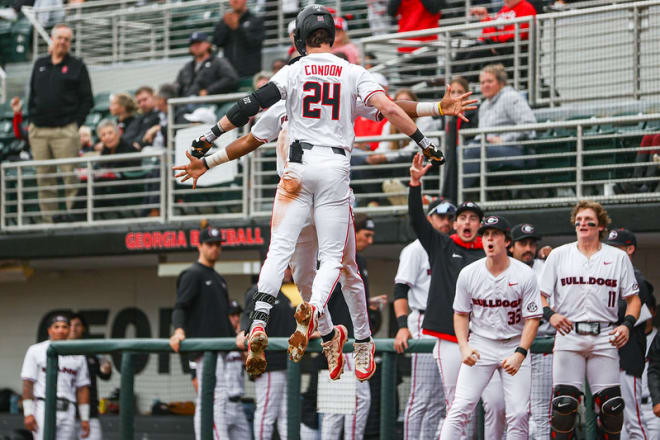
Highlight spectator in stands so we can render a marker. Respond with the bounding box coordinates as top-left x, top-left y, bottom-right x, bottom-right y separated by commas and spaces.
387, 0, 442, 78
252, 71, 271, 91
367, 0, 390, 34
28, 23, 93, 223
614, 134, 660, 194
10, 96, 28, 142
331, 16, 361, 64
96, 119, 140, 170
271, 58, 287, 74
78, 125, 94, 155
130, 86, 160, 149
213, 0, 265, 79
34, 0, 65, 27
175, 32, 239, 100
109, 93, 139, 142
443, 76, 478, 202
141, 83, 177, 149
463, 64, 536, 188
